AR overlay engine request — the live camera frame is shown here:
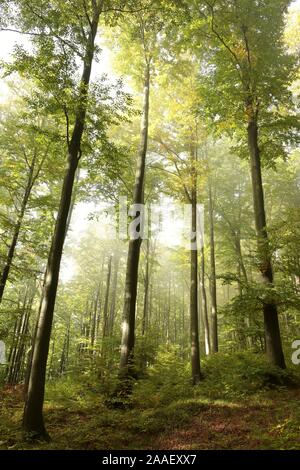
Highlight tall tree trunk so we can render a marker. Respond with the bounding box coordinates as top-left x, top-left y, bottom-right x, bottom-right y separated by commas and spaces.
181, 286, 186, 353
199, 246, 210, 356
102, 255, 112, 344
142, 239, 150, 336
119, 61, 150, 376
190, 154, 201, 384
24, 159, 79, 392
22, 7, 102, 438
108, 254, 119, 337
166, 278, 171, 343
247, 117, 285, 368
95, 258, 105, 341
208, 183, 218, 352
59, 315, 71, 376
